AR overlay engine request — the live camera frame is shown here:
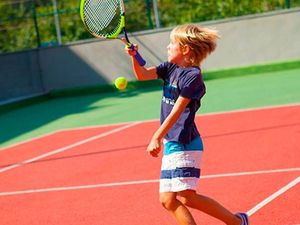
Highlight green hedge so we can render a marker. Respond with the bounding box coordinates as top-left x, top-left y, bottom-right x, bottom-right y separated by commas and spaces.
1, 0, 300, 53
